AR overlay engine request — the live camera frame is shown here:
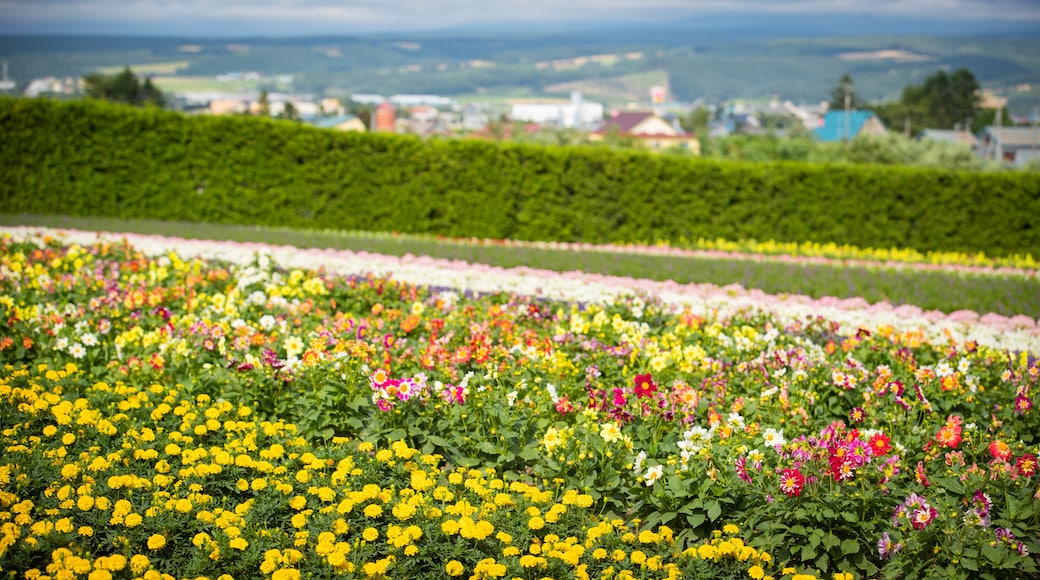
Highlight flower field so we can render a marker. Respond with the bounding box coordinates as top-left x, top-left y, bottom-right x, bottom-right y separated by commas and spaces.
1, 227, 1038, 580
